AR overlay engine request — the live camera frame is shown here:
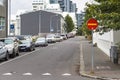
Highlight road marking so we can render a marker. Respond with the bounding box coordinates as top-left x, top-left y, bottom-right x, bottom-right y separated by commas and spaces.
42, 73, 51, 76
96, 66, 111, 70
22, 73, 32, 76
62, 73, 71, 76
0, 49, 40, 66
3, 73, 12, 76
